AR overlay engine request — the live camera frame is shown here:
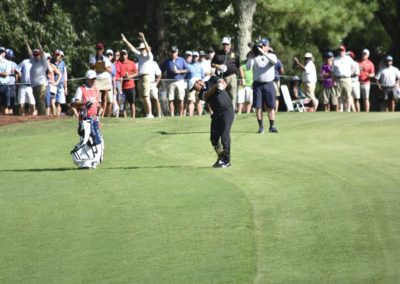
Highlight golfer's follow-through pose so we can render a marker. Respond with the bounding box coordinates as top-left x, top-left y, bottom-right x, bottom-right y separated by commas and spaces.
189, 76, 234, 168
